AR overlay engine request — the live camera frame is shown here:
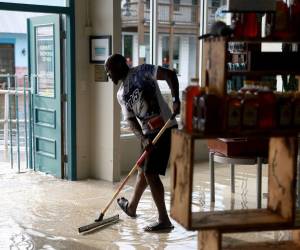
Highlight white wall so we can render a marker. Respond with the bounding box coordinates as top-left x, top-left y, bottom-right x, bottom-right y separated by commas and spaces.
75, 0, 121, 181
120, 136, 140, 173
89, 0, 121, 182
